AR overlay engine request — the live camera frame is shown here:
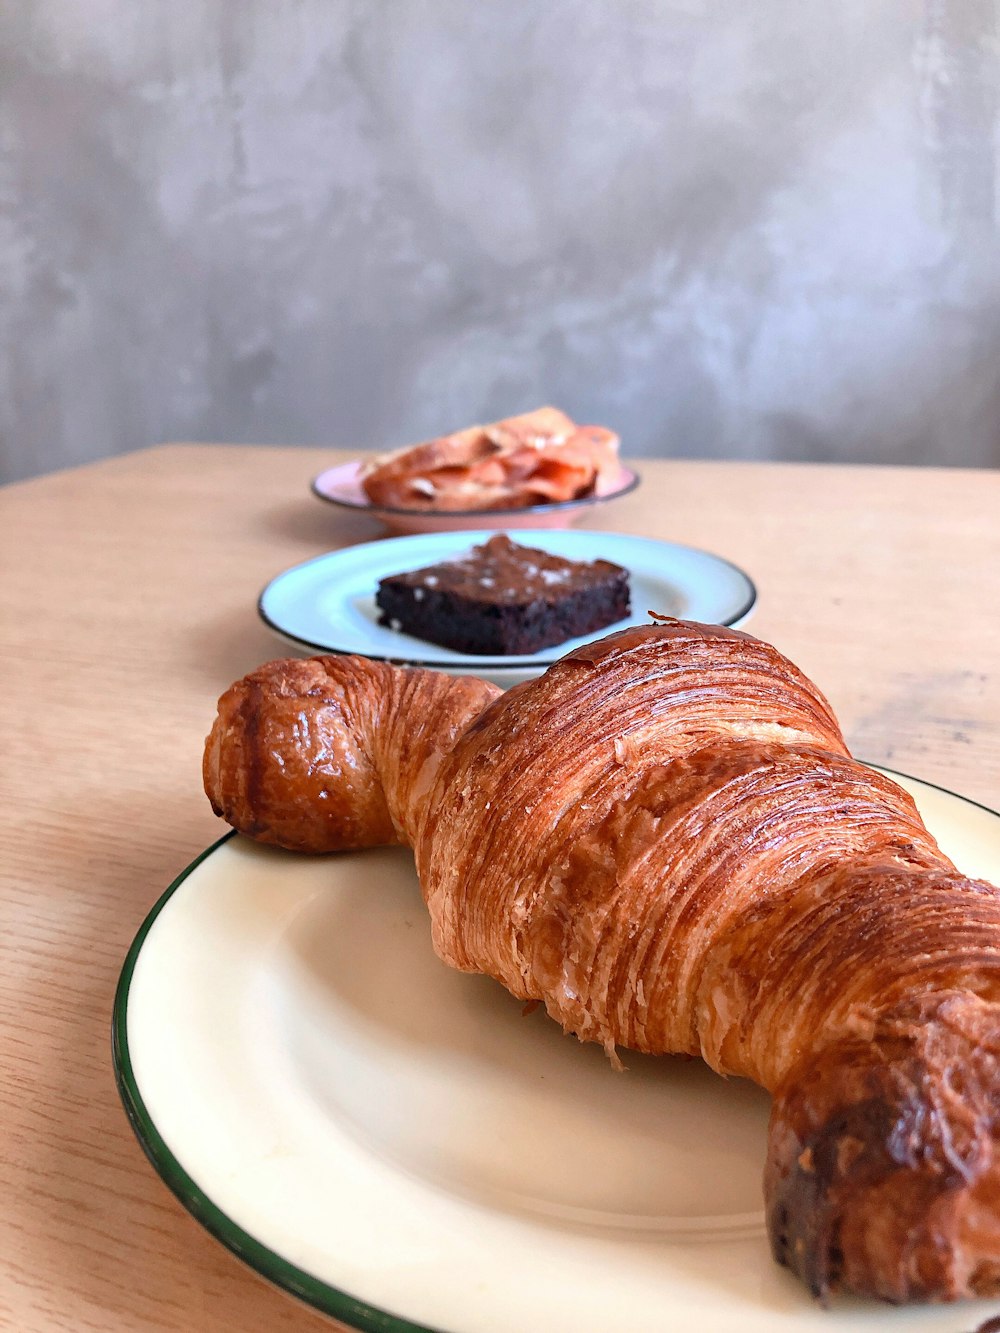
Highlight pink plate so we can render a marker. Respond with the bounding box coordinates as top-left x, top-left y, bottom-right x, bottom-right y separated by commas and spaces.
311, 459, 641, 535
